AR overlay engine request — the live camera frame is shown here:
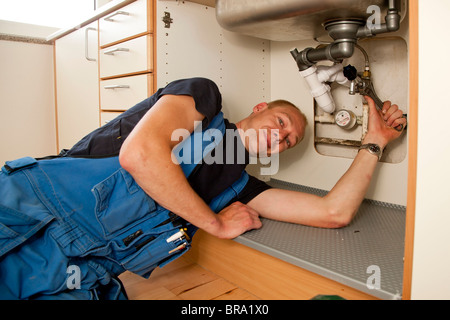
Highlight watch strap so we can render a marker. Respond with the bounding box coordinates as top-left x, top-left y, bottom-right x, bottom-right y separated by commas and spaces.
358, 143, 382, 161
